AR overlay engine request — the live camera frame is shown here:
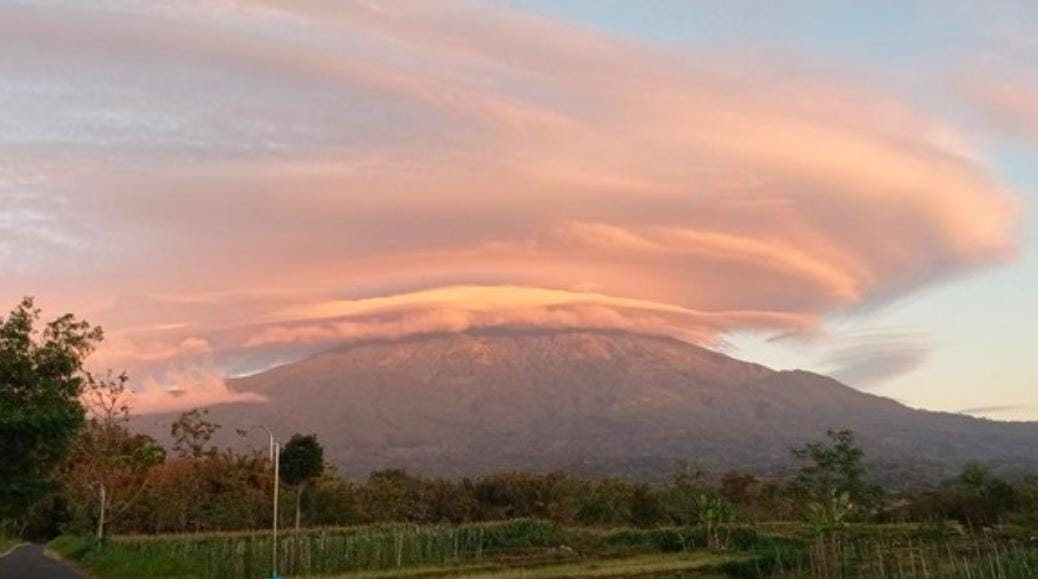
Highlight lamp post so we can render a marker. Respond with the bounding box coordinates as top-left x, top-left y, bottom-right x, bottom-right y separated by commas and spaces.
240, 425, 282, 579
